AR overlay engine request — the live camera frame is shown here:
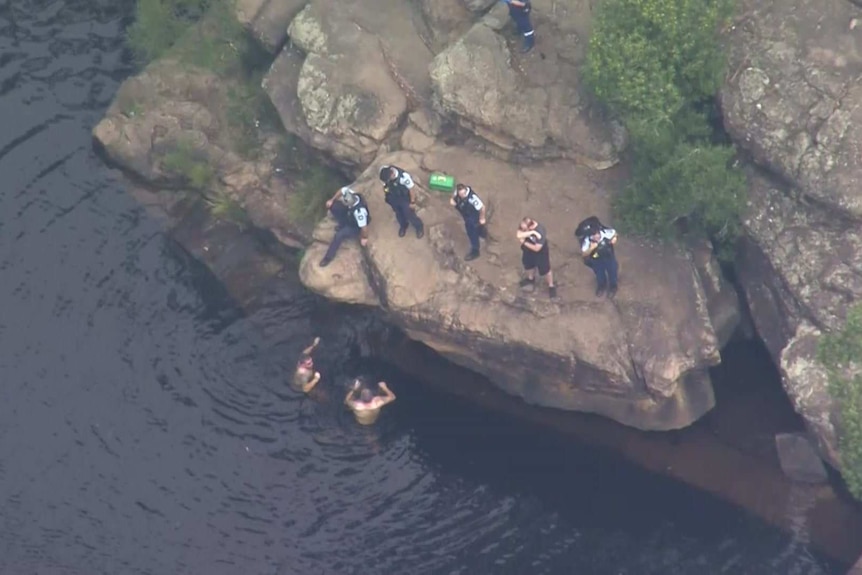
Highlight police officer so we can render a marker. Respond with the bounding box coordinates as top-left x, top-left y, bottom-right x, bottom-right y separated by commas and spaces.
579, 218, 619, 298
517, 217, 557, 298
379, 165, 425, 239
450, 183, 486, 261
502, 0, 535, 53
319, 187, 371, 267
